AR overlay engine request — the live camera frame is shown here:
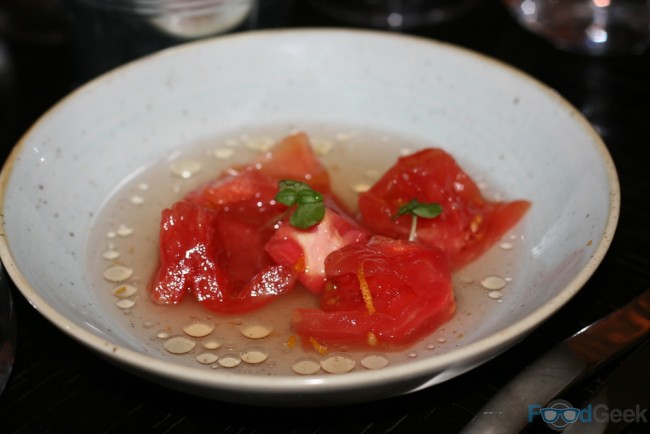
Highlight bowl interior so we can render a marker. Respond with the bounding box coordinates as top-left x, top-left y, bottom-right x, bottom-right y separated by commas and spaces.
0, 29, 618, 404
